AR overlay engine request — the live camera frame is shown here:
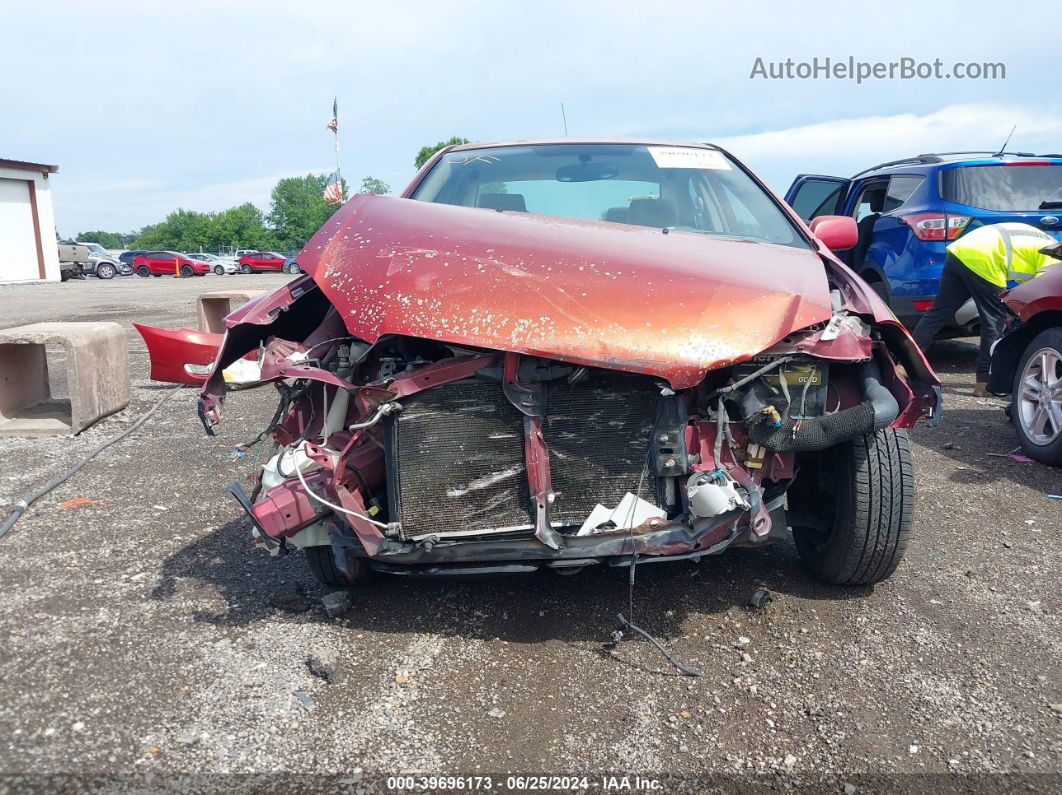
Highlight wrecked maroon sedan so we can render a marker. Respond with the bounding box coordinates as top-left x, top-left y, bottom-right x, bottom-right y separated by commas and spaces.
139, 140, 941, 589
